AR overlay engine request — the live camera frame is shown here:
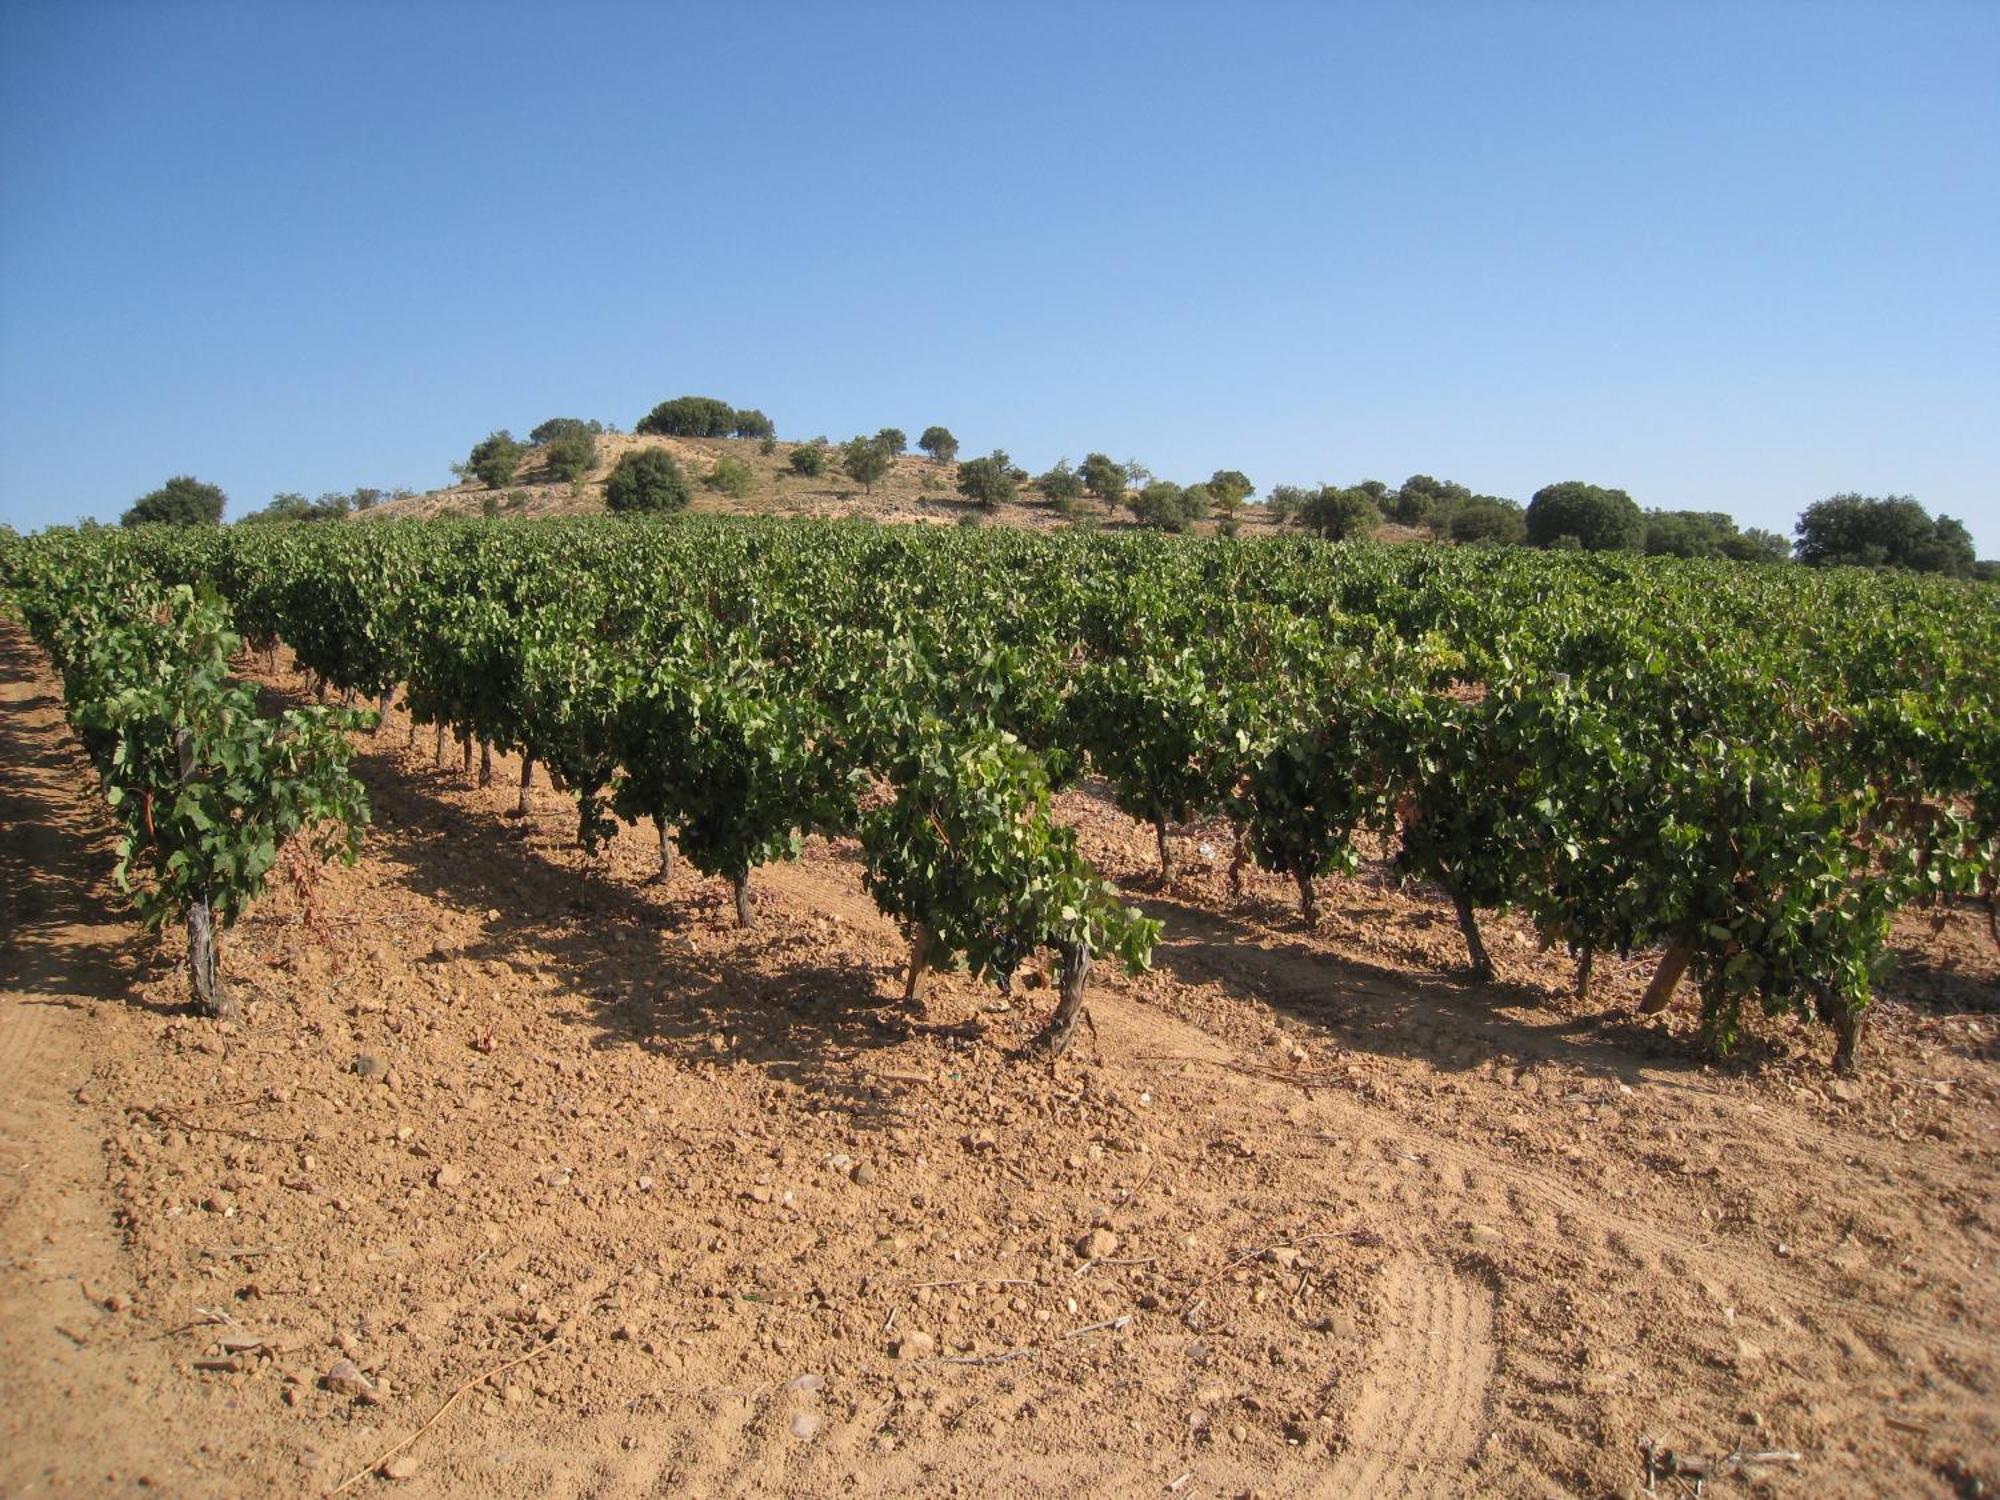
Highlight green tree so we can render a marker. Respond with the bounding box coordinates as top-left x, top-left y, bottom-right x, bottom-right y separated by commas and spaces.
1128, 480, 1206, 532
730, 408, 776, 440
528, 417, 603, 446
1728, 528, 1792, 563
1079, 452, 1127, 503
1526, 481, 1644, 552
875, 427, 908, 456
1207, 470, 1254, 517
545, 427, 599, 483
1794, 494, 1975, 575
1447, 496, 1527, 545
957, 450, 1018, 508
239, 492, 323, 525
1299, 484, 1380, 540
604, 449, 691, 513
1038, 459, 1085, 506
466, 431, 525, 489
1393, 474, 1472, 526
918, 426, 959, 464
1266, 484, 1310, 526
637, 395, 737, 437
842, 436, 893, 494
789, 444, 827, 478
122, 476, 227, 528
